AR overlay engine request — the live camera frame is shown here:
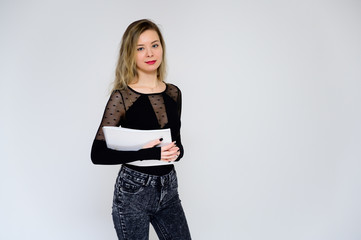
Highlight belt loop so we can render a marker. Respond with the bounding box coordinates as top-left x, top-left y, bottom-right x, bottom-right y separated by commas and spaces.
160, 176, 165, 186
145, 175, 152, 186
